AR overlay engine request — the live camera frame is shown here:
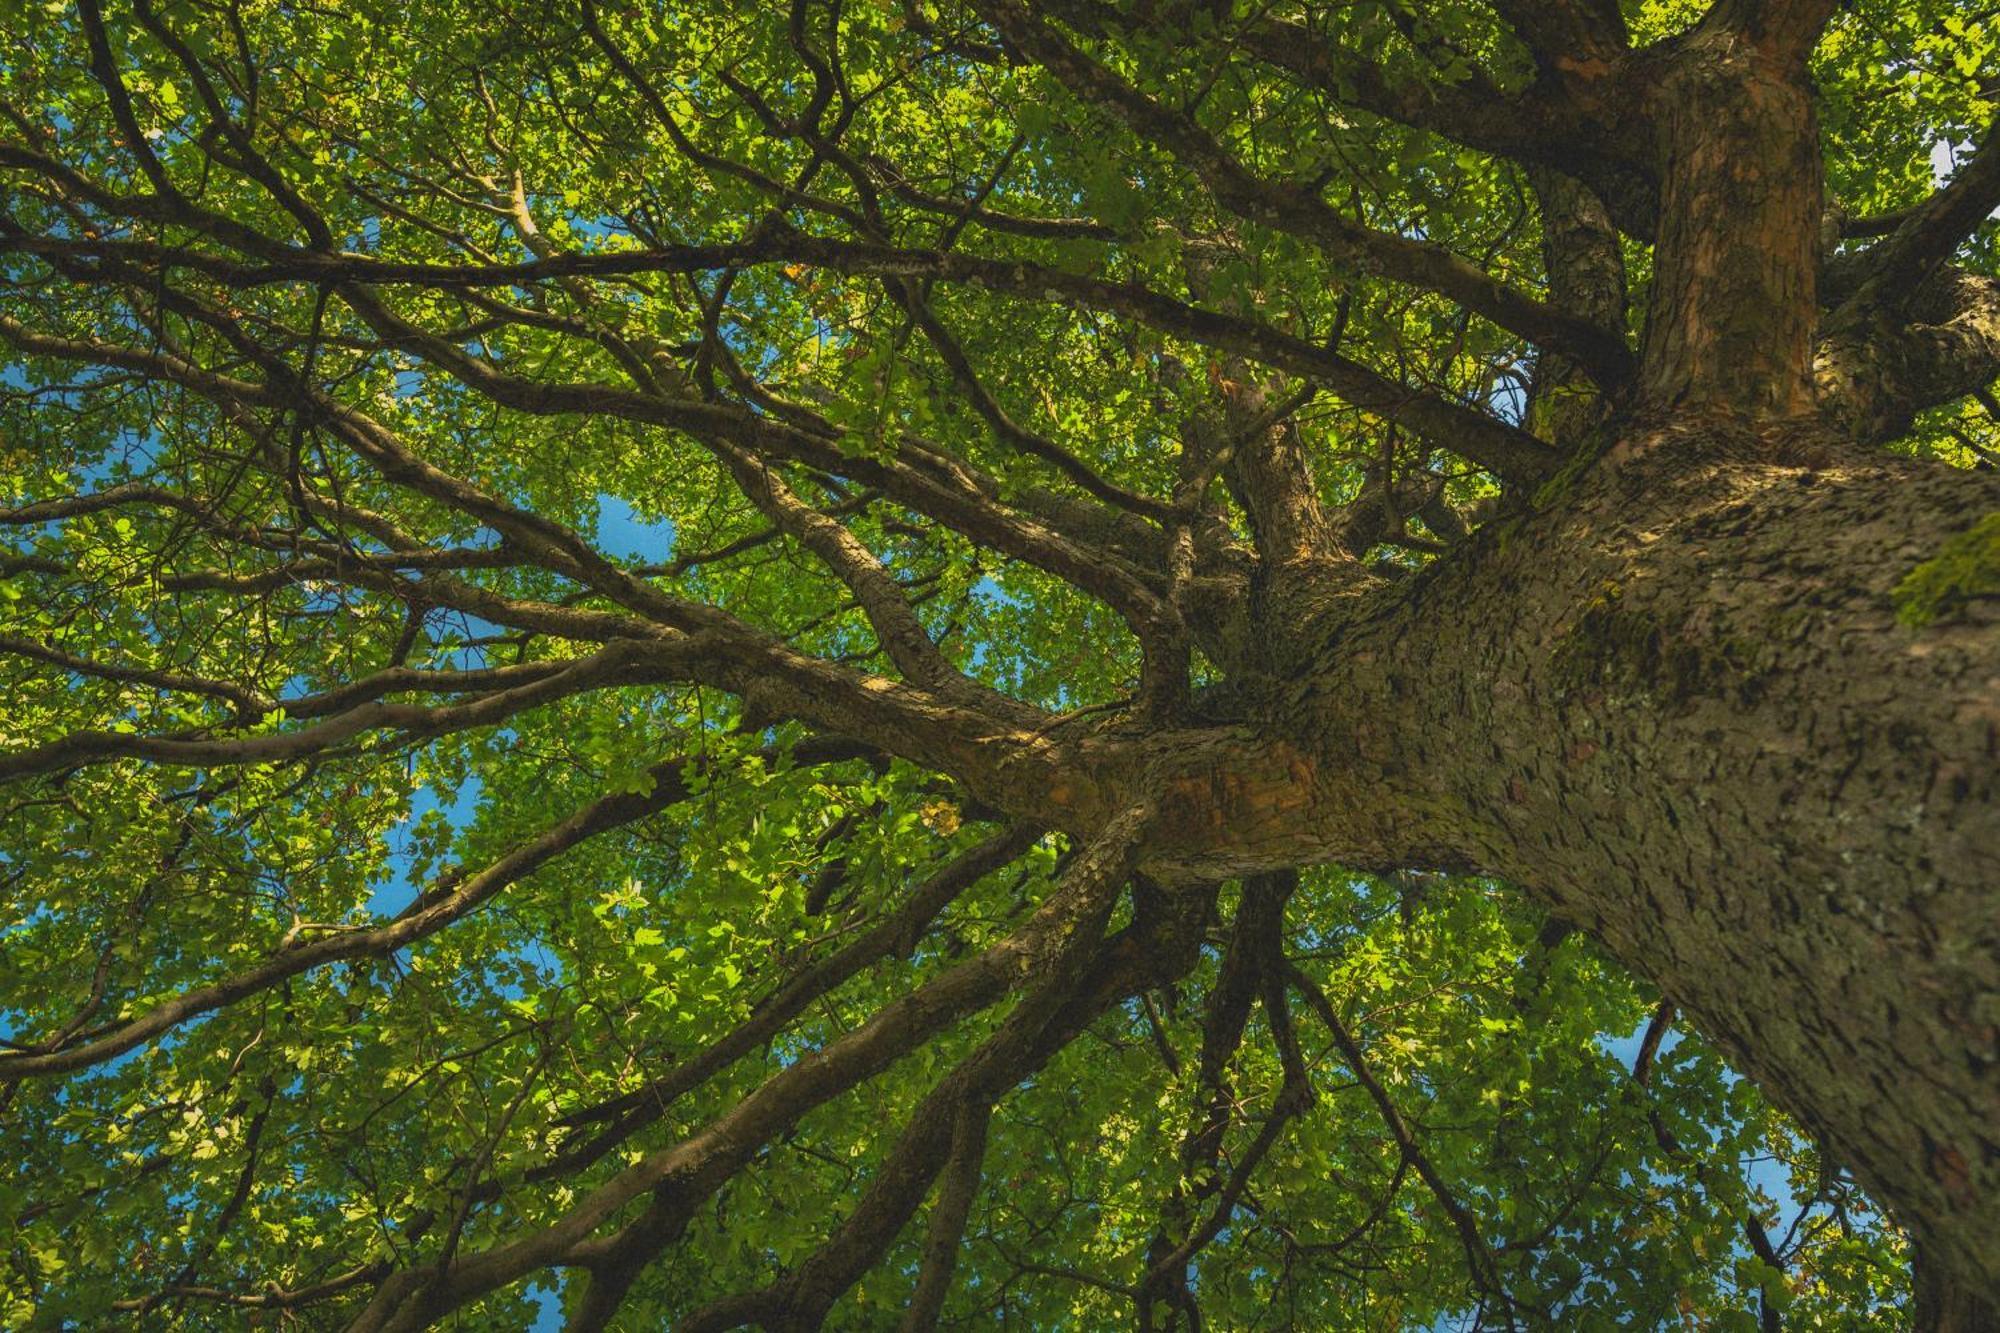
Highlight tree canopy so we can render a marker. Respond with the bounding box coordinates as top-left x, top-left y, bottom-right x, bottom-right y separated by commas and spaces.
1, 0, 1995, 1328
